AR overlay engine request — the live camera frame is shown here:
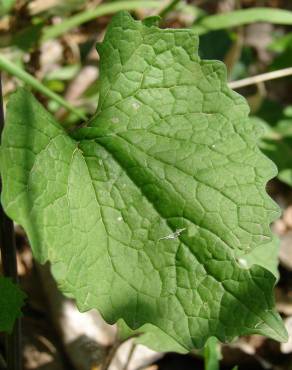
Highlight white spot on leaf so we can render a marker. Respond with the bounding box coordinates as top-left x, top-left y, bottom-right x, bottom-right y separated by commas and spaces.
159, 228, 186, 241
237, 258, 248, 269
132, 102, 140, 110
111, 117, 119, 124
